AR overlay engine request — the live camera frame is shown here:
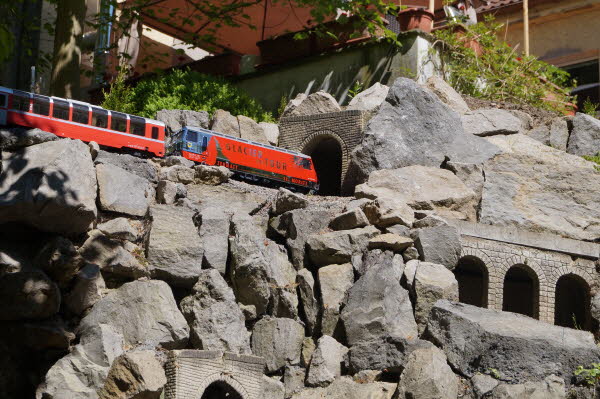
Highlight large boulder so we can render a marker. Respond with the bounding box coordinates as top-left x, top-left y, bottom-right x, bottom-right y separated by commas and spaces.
0, 139, 97, 234
147, 205, 203, 288
346, 82, 389, 112
296, 268, 318, 335
567, 113, 600, 156
424, 76, 470, 114
230, 215, 297, 317
272, 188, 308, 216
462, 108, 522, 136
318, 263, 354, 336
251, 317, 304, 373
210, 109, 240, 137
197, 207, 230, 274
349, 78, 499, 184
0, 271, 60, 320
281, 91, 342, 117
155, 109, 210, 133
489, 375, 566, 399
96, 163, 153, 217
396, 345, 459, 399
427, 300, 600, 382
95, 150, 158, 182
186, 183, 266, 215
356, 166, 477, 221
306, 226, 379, 267
78, 280, 189, 350
306, 336, 349, 387
0, 126, 59, 149
480, 134, 600, 241
238, 115, 269, 144
259, 122, 280, 146
180, 269, 251, 354
341, 252, 419, 373
549, 117, 570, 151
413, 225, 462, 268
290, 377, 396, 399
